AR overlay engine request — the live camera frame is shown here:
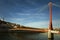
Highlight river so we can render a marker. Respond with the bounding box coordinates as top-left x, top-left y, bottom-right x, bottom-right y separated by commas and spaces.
0, 32, 60, 40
